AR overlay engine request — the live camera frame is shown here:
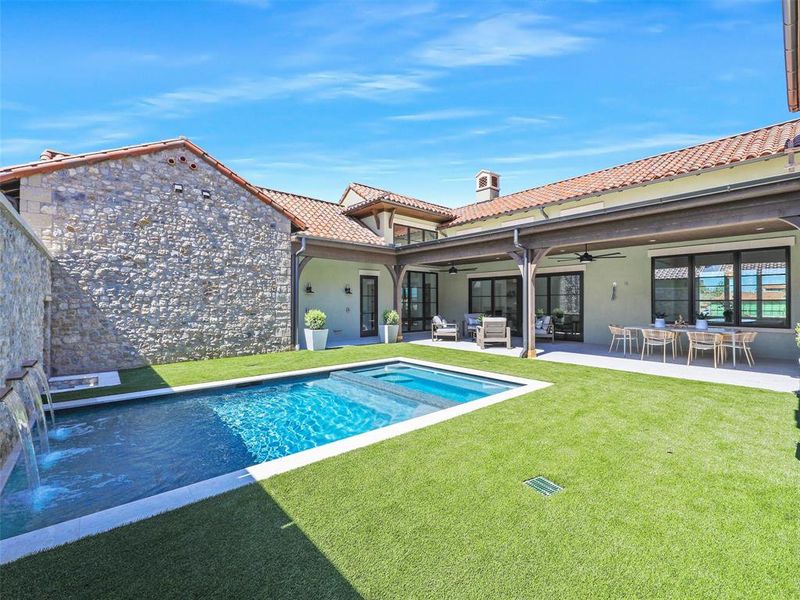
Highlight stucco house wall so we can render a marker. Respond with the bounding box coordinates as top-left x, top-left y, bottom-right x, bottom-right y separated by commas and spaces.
18, 148, 293, 375
298, 258, 394, 343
